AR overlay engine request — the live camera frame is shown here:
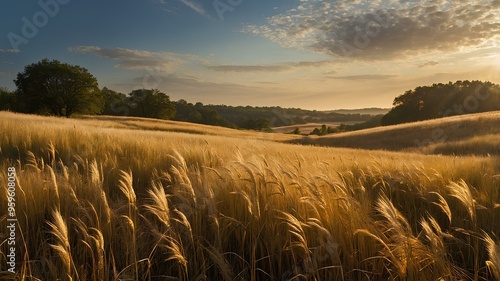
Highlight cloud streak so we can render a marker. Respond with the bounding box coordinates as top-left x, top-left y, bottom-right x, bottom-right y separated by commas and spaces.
155, 0, 206, 15
207, 60, 334, 73
117, 73, 283, 106
0, 49, 19, 53
327, 74, 398, 81
418, 61, 440, 68
68, 46, 206, 73
179, 0, 206, 15
243, 0, 500, 61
